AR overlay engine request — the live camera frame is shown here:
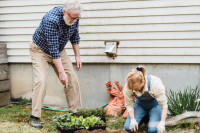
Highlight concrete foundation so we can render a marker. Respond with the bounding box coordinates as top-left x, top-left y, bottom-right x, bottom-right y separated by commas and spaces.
9, 63, 200, 109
